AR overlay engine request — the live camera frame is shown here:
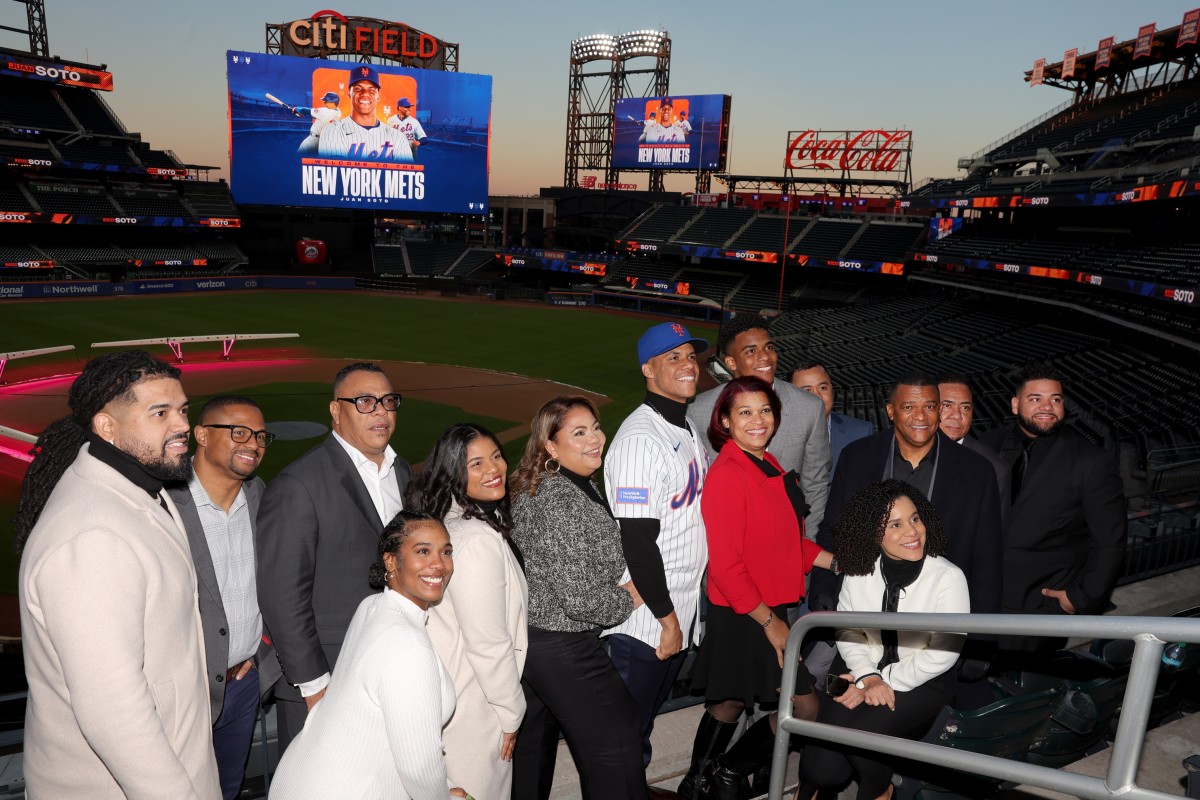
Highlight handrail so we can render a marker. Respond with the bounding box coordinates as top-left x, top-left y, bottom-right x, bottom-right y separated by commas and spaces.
771, 611, 1200, 800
